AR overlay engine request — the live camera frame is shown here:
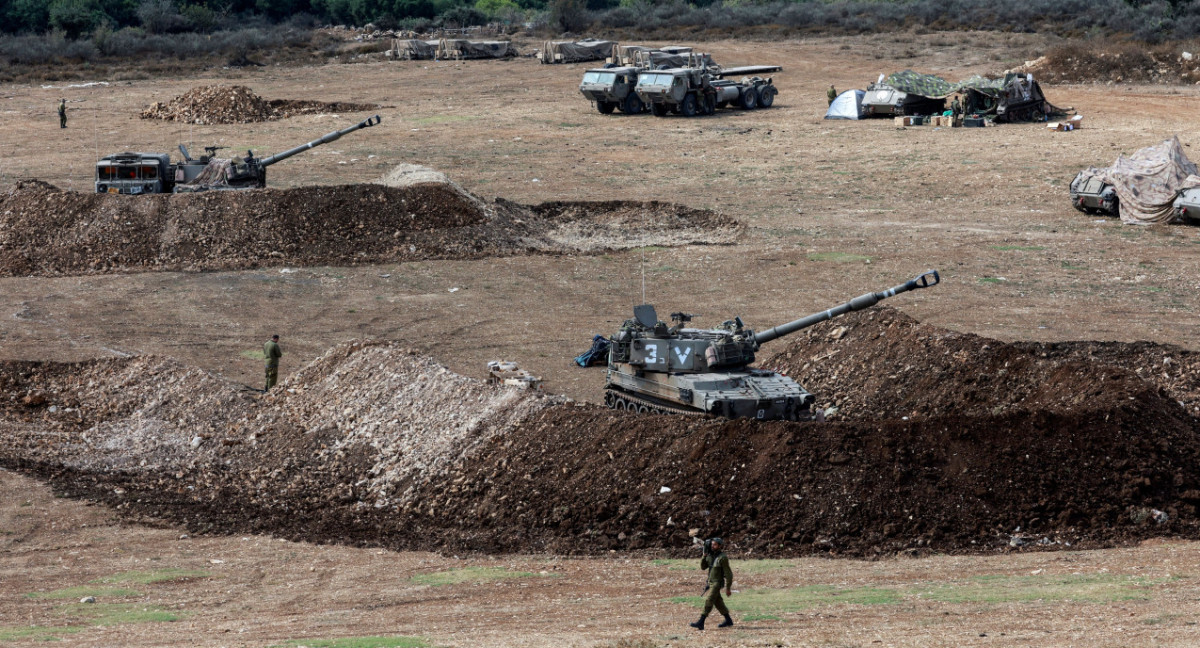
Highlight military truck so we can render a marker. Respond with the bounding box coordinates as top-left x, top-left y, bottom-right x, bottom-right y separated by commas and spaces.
95, 115, 380, 194
605, 270, 940, 420
635, 67, 777, 117
579, 67, 648, 115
